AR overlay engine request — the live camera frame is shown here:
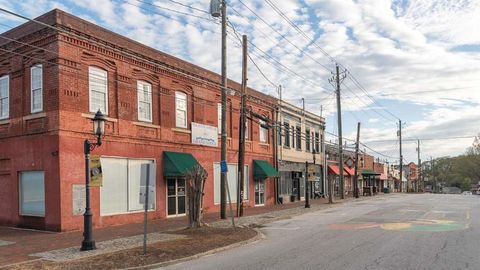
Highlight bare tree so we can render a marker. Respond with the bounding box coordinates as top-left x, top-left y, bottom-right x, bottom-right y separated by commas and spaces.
185, 165, 208, 228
